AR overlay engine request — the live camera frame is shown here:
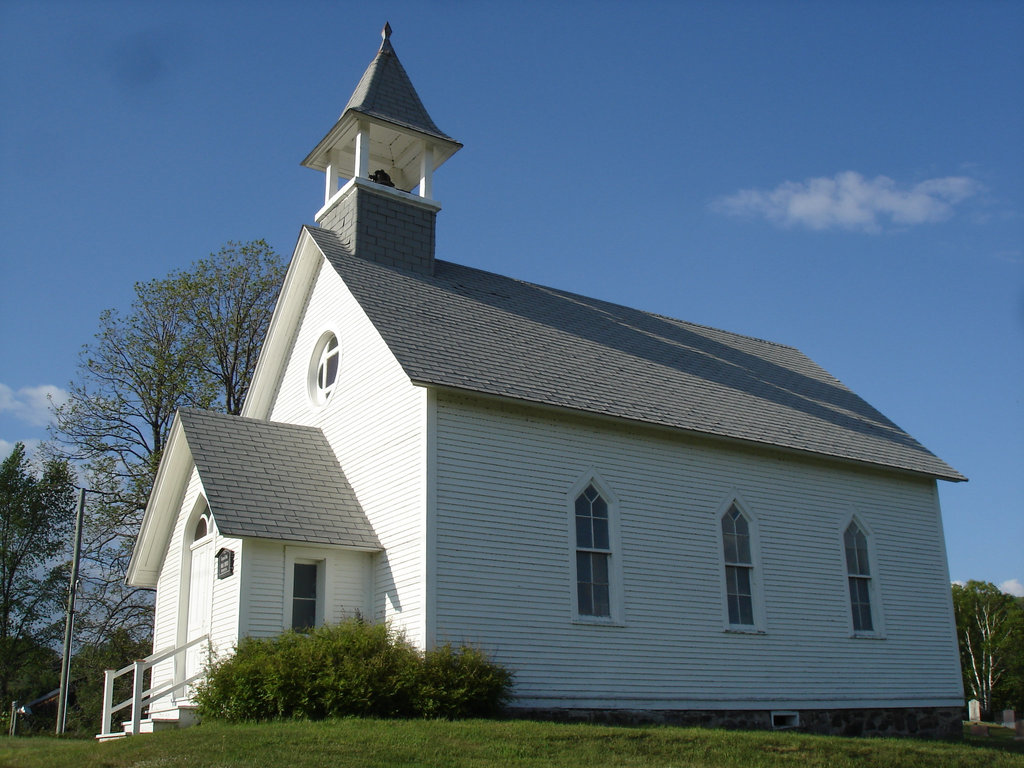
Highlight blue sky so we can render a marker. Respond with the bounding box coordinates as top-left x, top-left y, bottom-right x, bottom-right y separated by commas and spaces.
1, 1, 1021, 592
